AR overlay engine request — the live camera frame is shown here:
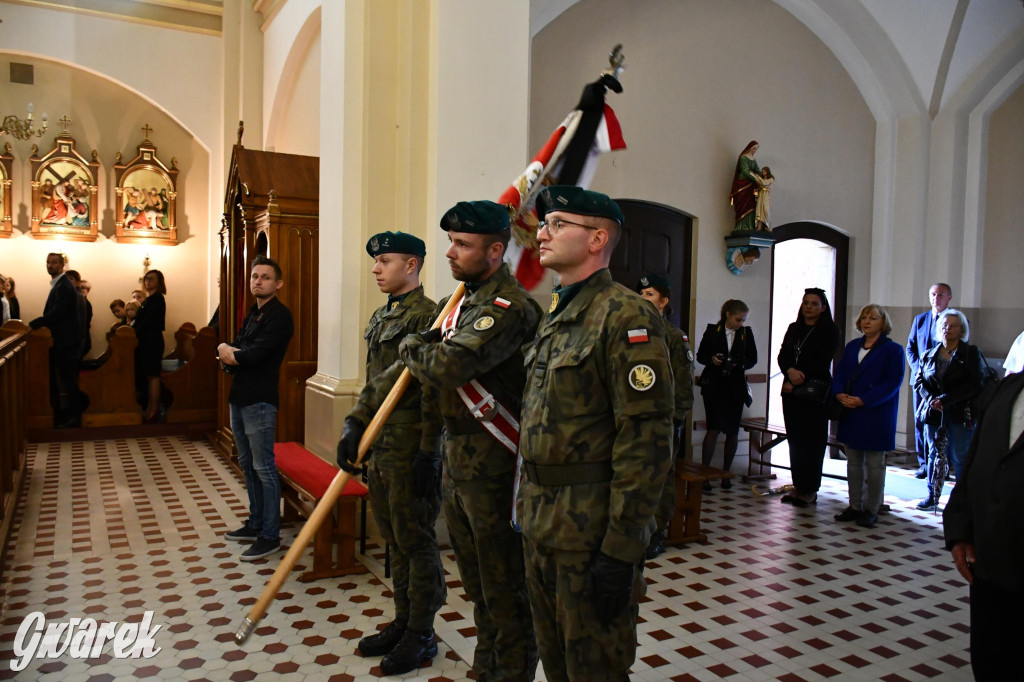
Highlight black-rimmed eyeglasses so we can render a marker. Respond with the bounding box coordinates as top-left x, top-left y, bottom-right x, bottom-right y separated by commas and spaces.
537, 217, 598, 236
